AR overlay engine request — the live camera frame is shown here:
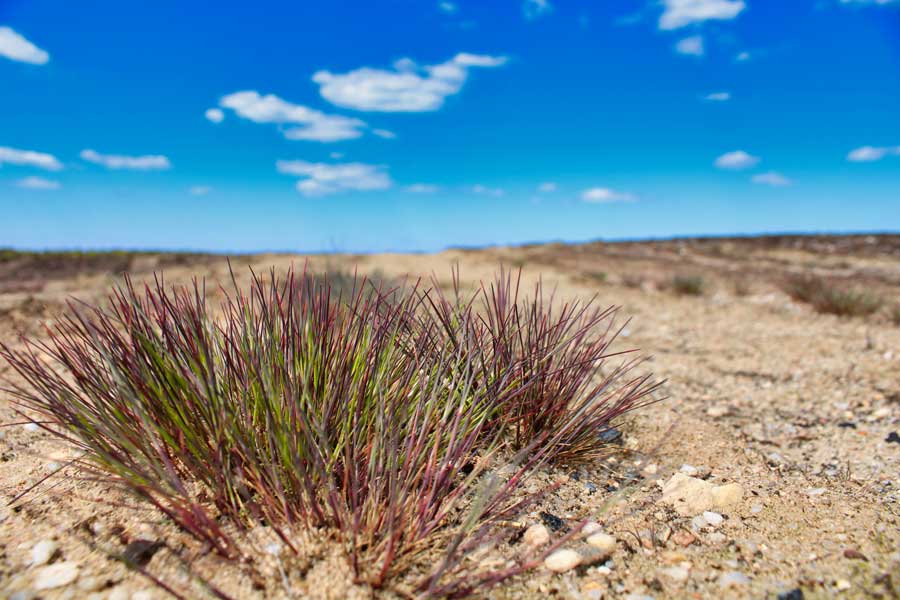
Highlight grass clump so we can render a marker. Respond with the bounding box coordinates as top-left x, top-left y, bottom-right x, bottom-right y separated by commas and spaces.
670, 274, 705, 296
1, 265, 658, 596
784, 274, 882, 317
